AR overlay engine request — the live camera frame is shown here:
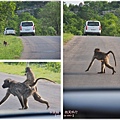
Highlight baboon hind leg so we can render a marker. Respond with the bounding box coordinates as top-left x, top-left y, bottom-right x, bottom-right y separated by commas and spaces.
33, 92, 49, 109
105, 63, 116, 75
98, 62, 105, 74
